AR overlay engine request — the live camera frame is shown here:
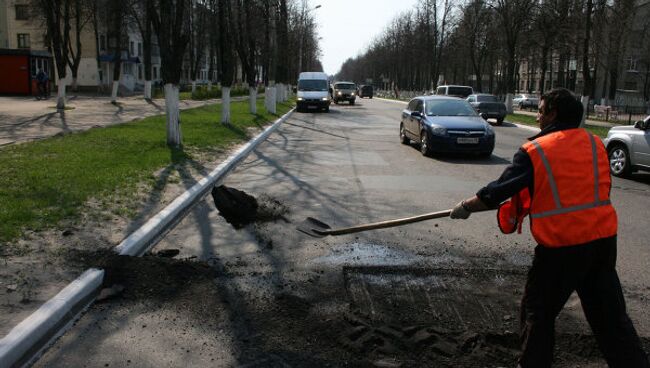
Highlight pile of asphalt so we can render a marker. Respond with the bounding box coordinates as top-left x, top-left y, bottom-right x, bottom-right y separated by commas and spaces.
211, 185, 289, 229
